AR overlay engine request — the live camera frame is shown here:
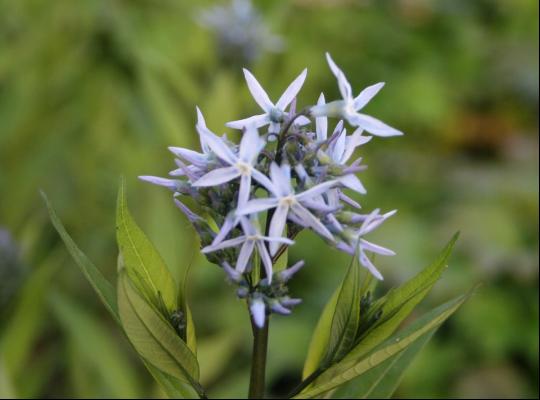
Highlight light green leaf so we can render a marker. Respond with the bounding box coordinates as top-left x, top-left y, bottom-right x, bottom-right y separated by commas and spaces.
345, 233, 459, 361
144, 361, 199, 399
295, 292, 471, 399
322, 253, 362, 367
42, 191, 119, 321
180, 263, 197, 355
116, 178, 177, 313
117, 271, 201, 394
